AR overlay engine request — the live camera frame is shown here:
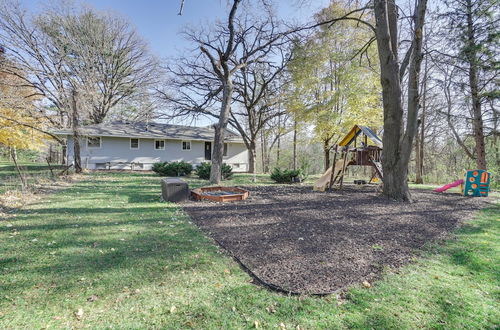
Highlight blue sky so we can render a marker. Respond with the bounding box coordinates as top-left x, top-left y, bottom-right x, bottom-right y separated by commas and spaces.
21, 0, 331, 59
19, 0, 331, 126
